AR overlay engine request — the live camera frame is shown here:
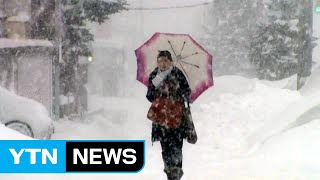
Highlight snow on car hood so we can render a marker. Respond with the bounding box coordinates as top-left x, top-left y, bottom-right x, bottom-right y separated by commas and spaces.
0, 86, 52, 131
